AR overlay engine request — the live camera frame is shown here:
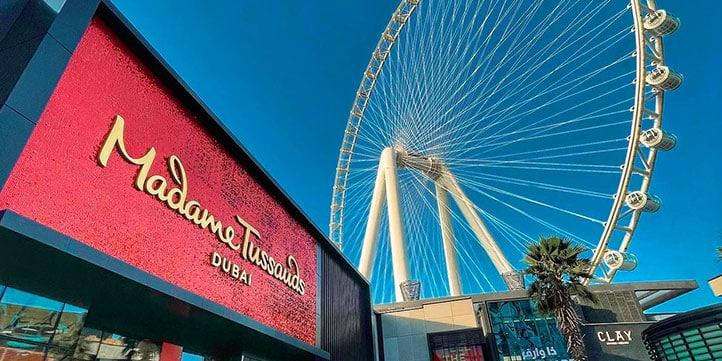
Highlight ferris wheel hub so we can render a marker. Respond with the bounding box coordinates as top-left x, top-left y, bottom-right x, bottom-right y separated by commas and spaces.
394, 148, 445, 180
